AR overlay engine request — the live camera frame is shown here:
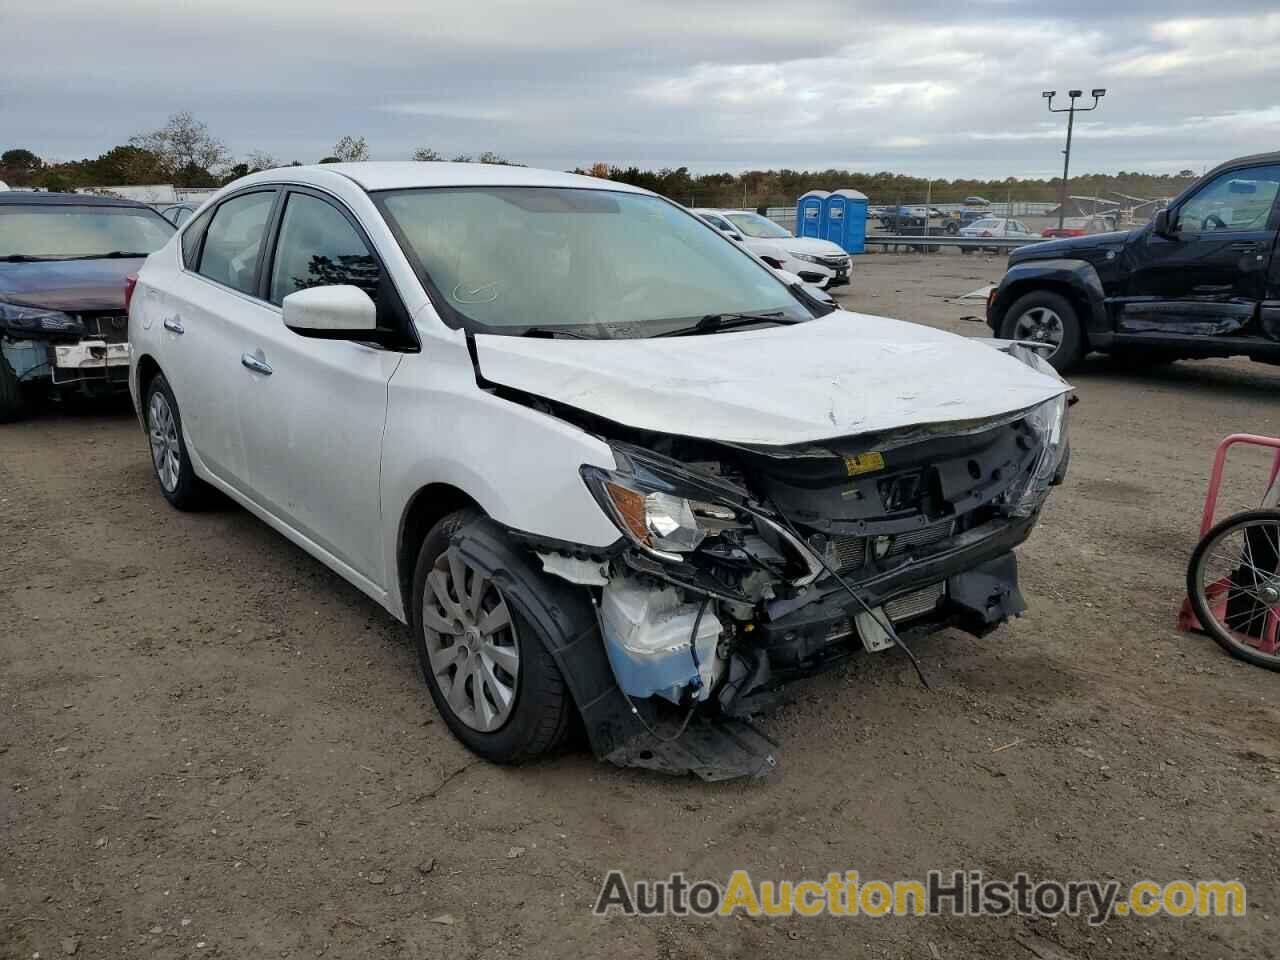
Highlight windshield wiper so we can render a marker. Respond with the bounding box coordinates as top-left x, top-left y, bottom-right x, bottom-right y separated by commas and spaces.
519, 326, 590, 339
0, 251, 151, 263
654, 311, 797, 338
